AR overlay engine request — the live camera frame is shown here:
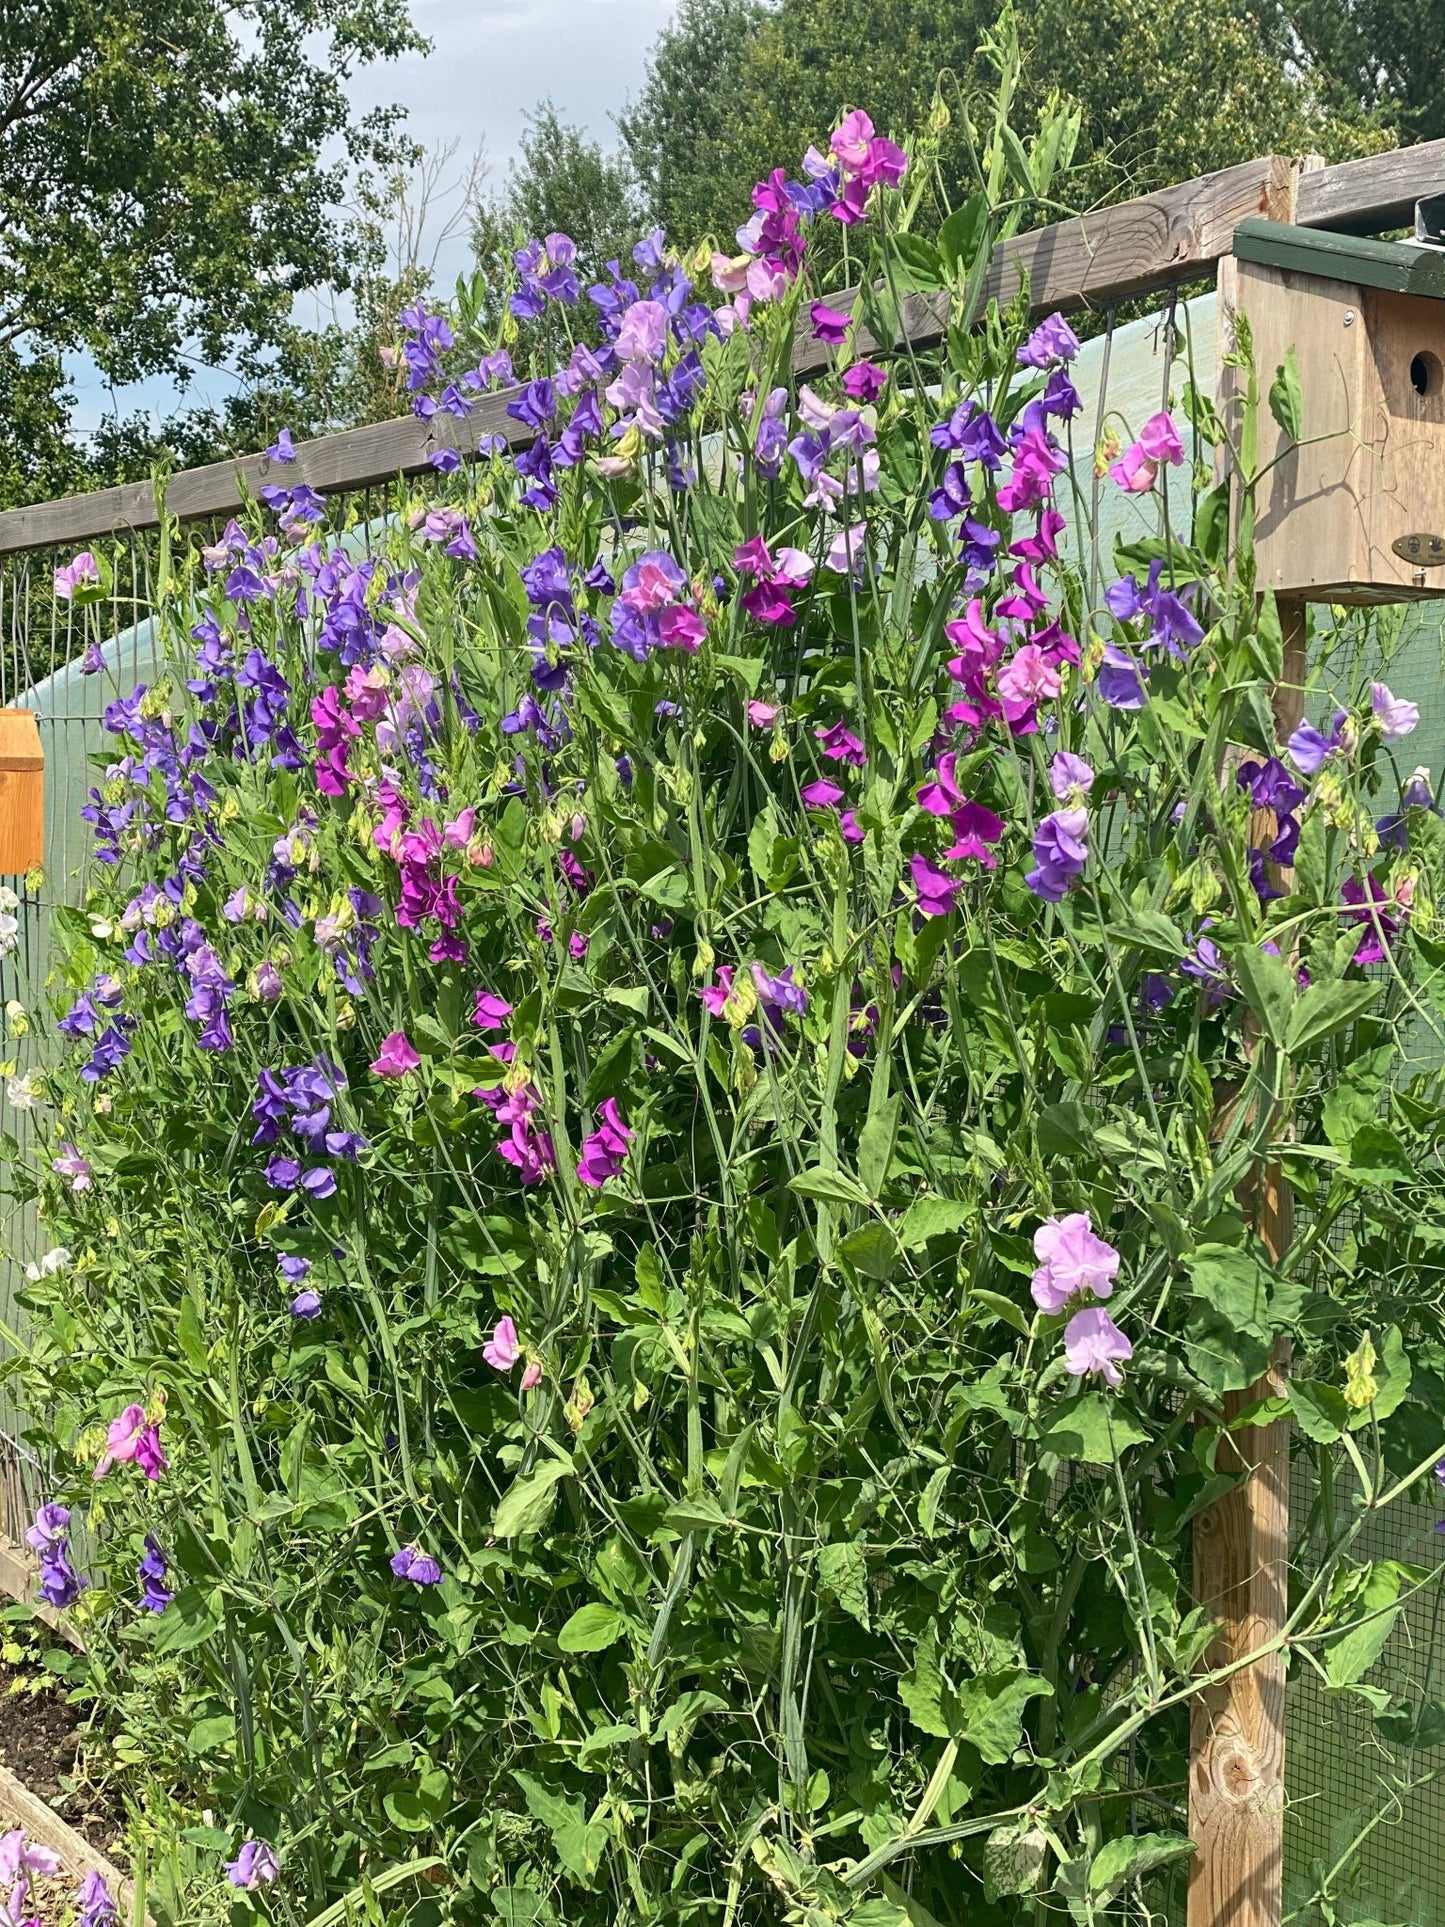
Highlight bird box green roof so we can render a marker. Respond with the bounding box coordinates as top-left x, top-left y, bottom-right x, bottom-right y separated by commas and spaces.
1233, 217, 1445, 298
